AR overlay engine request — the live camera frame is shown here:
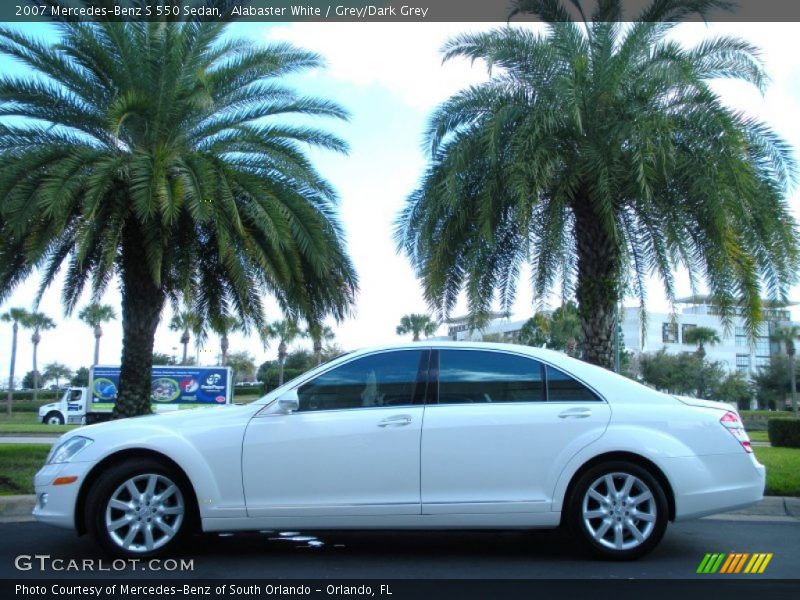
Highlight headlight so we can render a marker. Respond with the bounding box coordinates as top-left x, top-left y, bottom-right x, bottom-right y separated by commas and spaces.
46, 436, 93, 464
